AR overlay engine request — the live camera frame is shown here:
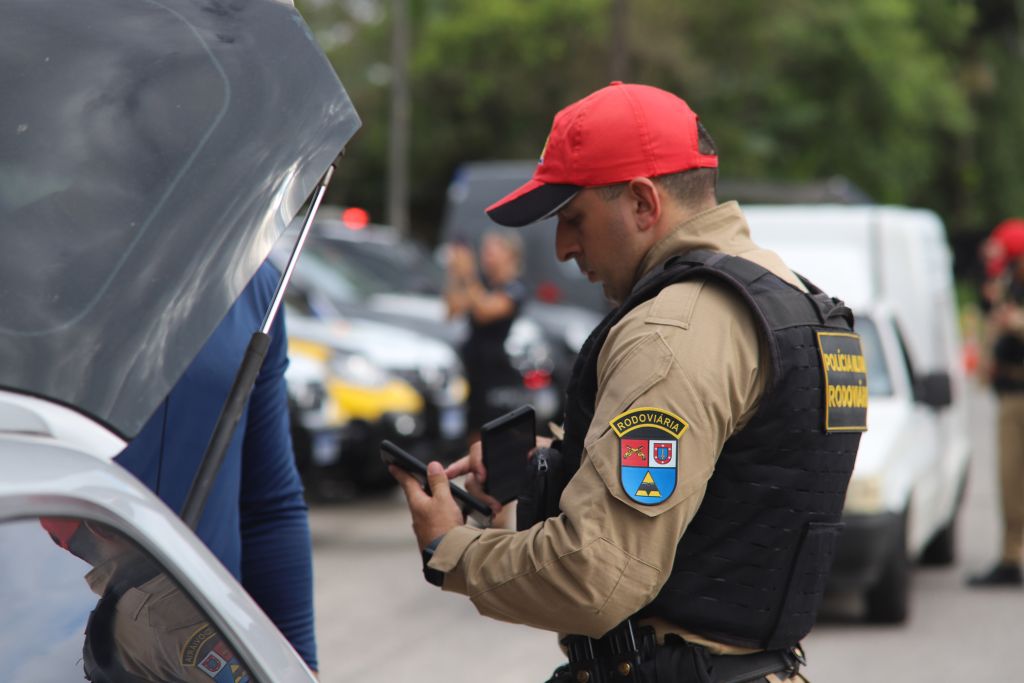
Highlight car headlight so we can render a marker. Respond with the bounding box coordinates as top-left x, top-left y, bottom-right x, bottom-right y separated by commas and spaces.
330, 352, 390, 388
843, 474, 885, 514
506, 318, 553, 364
447, 374, 469, 404
390, 412, 423, 437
